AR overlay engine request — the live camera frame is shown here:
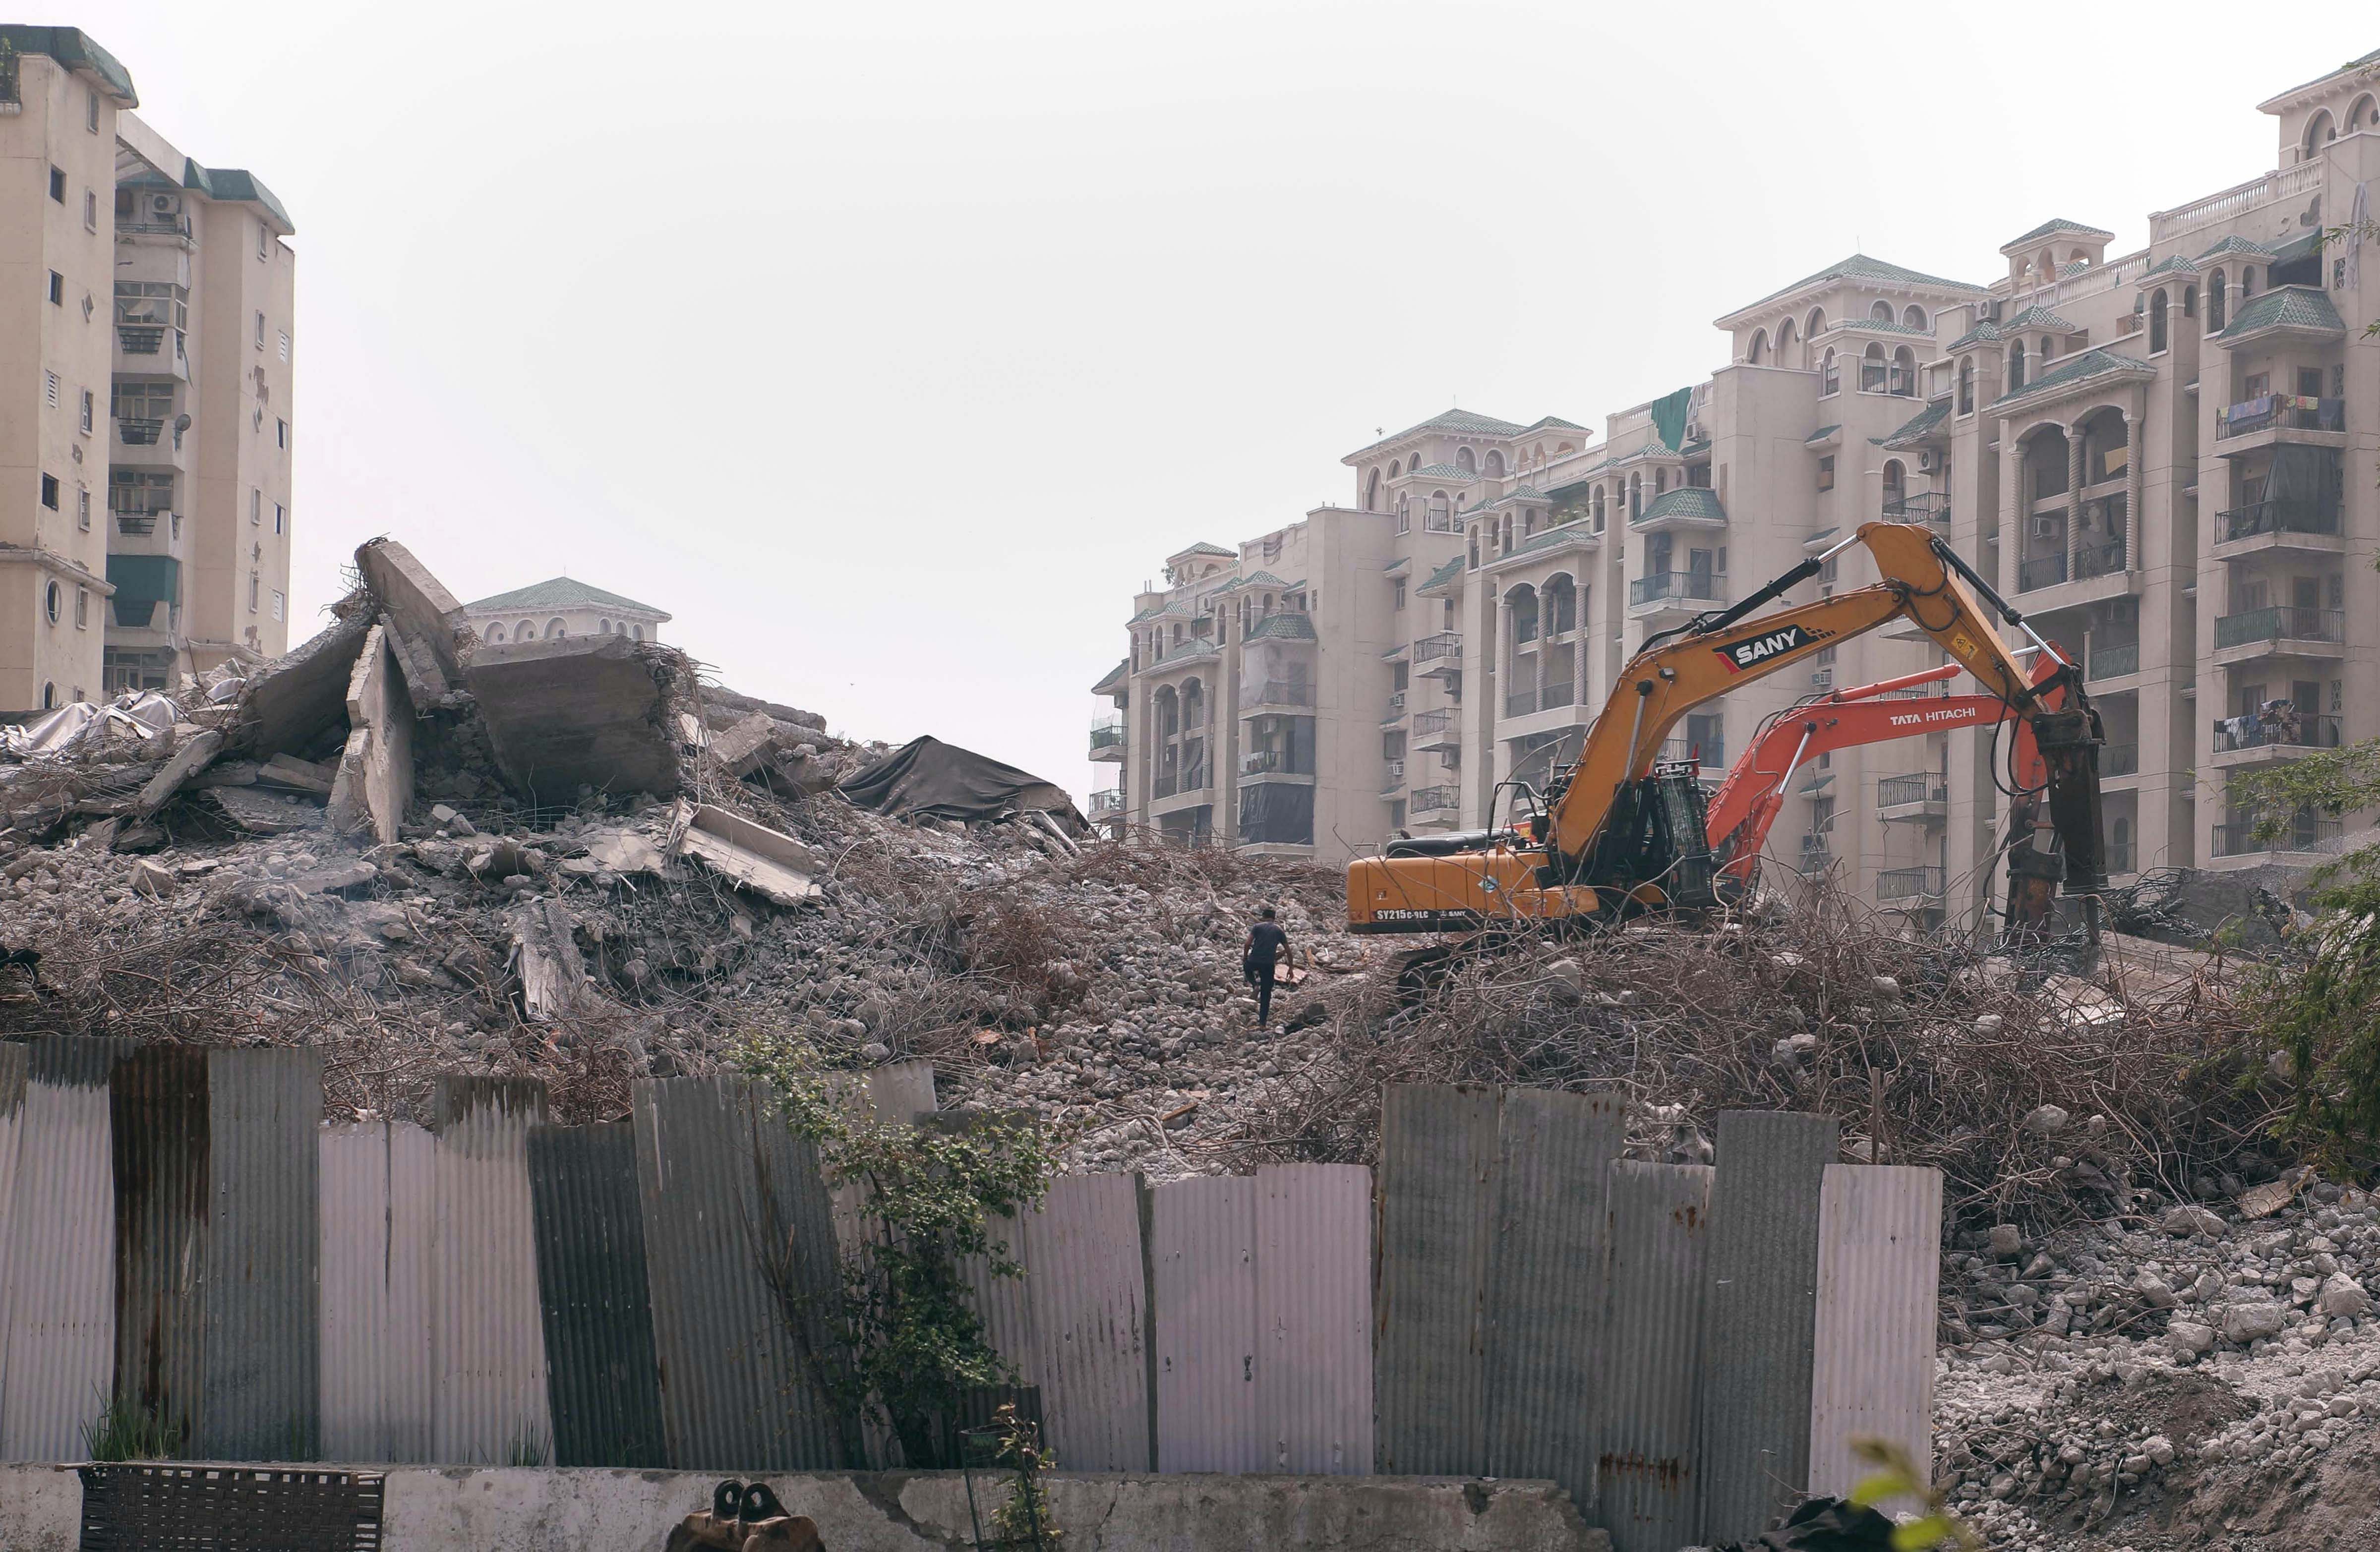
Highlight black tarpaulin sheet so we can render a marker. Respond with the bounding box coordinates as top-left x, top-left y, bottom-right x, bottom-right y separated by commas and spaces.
837, 735, 1080, 823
